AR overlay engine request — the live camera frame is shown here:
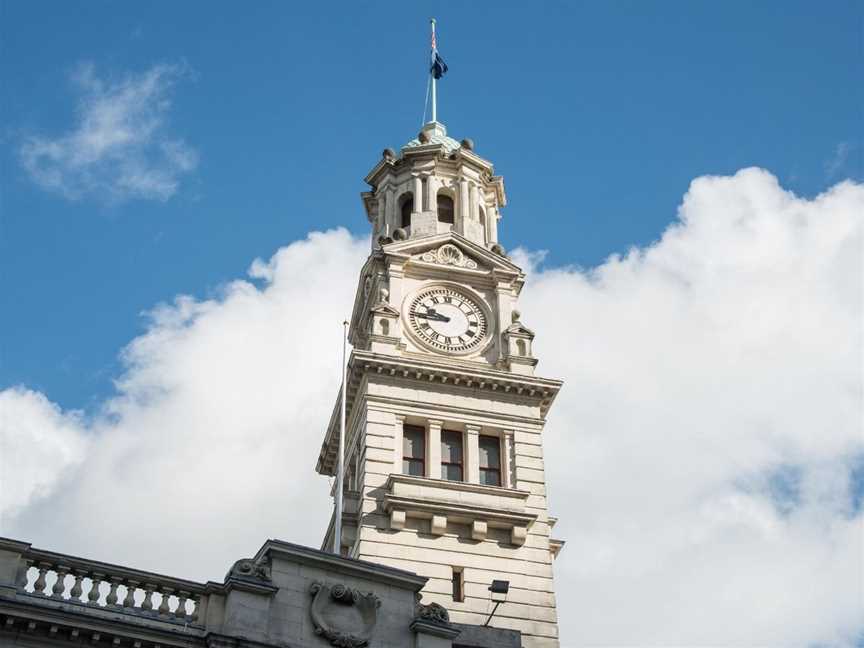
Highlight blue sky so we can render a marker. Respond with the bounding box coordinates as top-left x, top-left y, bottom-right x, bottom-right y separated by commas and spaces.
2, 1, 860, 411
